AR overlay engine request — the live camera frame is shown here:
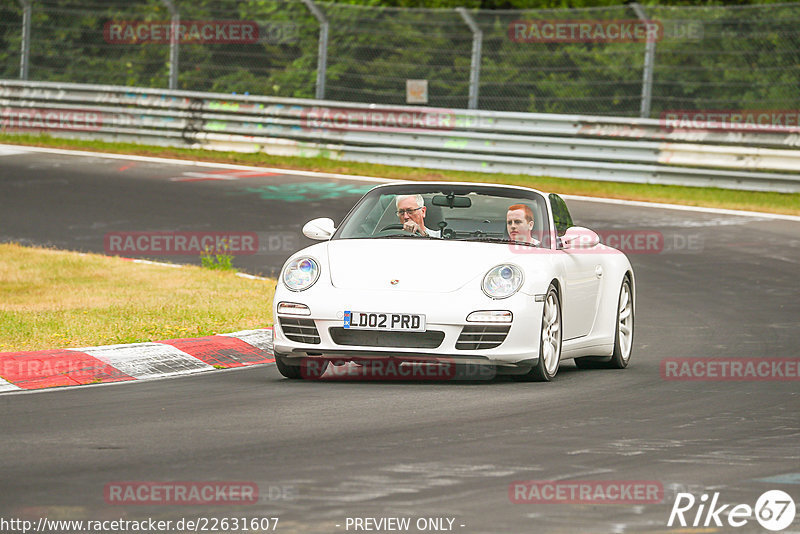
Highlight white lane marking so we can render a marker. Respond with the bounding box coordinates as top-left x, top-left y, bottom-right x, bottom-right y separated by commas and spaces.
122, 258, 270, 280
222, 329, 274, 353
1, 144, 796, 221
0, 146, 27, 156
172, 170, 280, 181
70, 343, 214, 379
0, 377, 21, 392
171, 172, 241, 181
561, 194, 800, 222
0, 144, 391, 183
126, 258, 183, 268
